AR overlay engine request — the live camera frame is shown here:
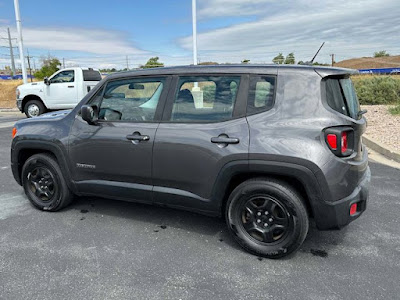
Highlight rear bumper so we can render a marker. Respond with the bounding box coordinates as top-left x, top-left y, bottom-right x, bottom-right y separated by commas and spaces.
313, 166, 371, 230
